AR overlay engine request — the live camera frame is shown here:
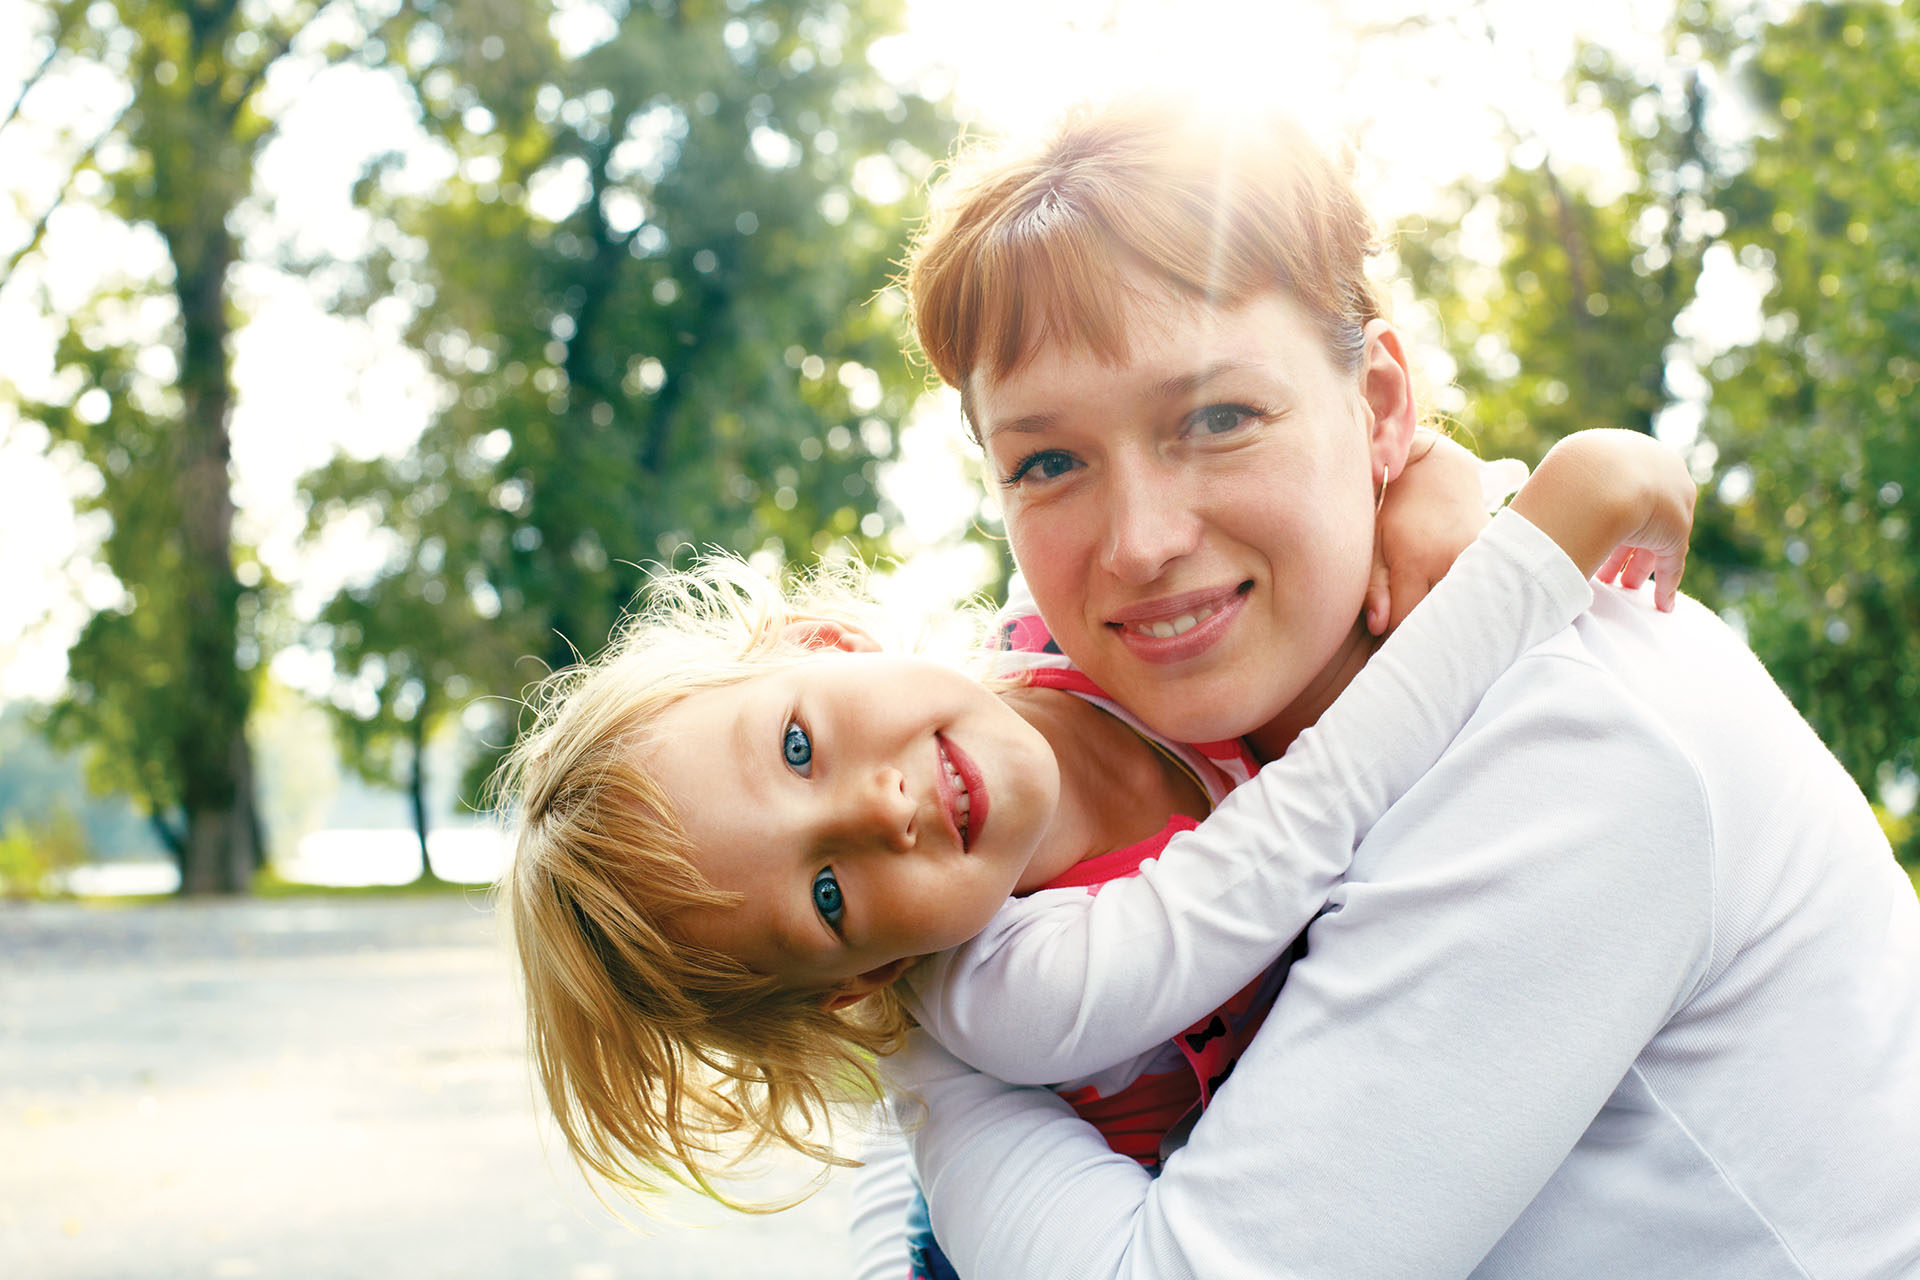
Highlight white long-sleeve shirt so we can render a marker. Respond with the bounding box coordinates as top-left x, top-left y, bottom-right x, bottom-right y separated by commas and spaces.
888, 553, 1920, 1278
852, 511, 1592, 1278
901, 509, 1593, 1094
